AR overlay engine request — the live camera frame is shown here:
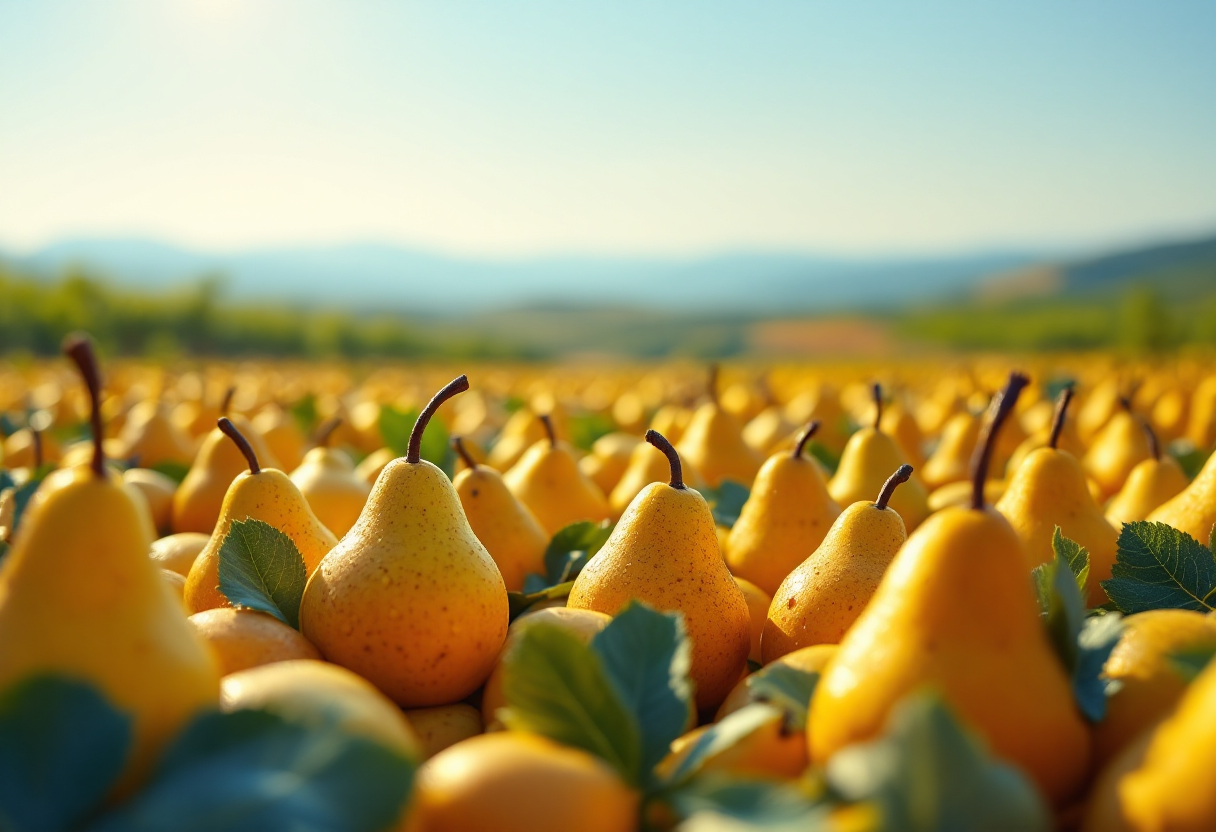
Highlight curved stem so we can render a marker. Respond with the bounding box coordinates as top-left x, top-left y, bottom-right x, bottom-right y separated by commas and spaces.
875, 464, 913, 511
408, 375, 469, 463
968, 372, 1030, 510
1048, 385, 1074, 450
315, 417, 341, 449
1142, 420, 1161, 461
218, 417, 260, 474
645, 429, 685, 490
32, 428, 43, 470
539, 413, 556, 448
872, 382, 883, 430
452, 436, 478, 470
221, 386, 235, 417
62, 333, 106, 479
792, 420, 821, 459
707, 363, 719, 406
